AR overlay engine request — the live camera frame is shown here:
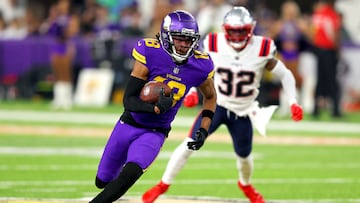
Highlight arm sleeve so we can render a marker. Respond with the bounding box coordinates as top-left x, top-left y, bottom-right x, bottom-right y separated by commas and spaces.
271, 60, 298, 105
123, 76, 155, 113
